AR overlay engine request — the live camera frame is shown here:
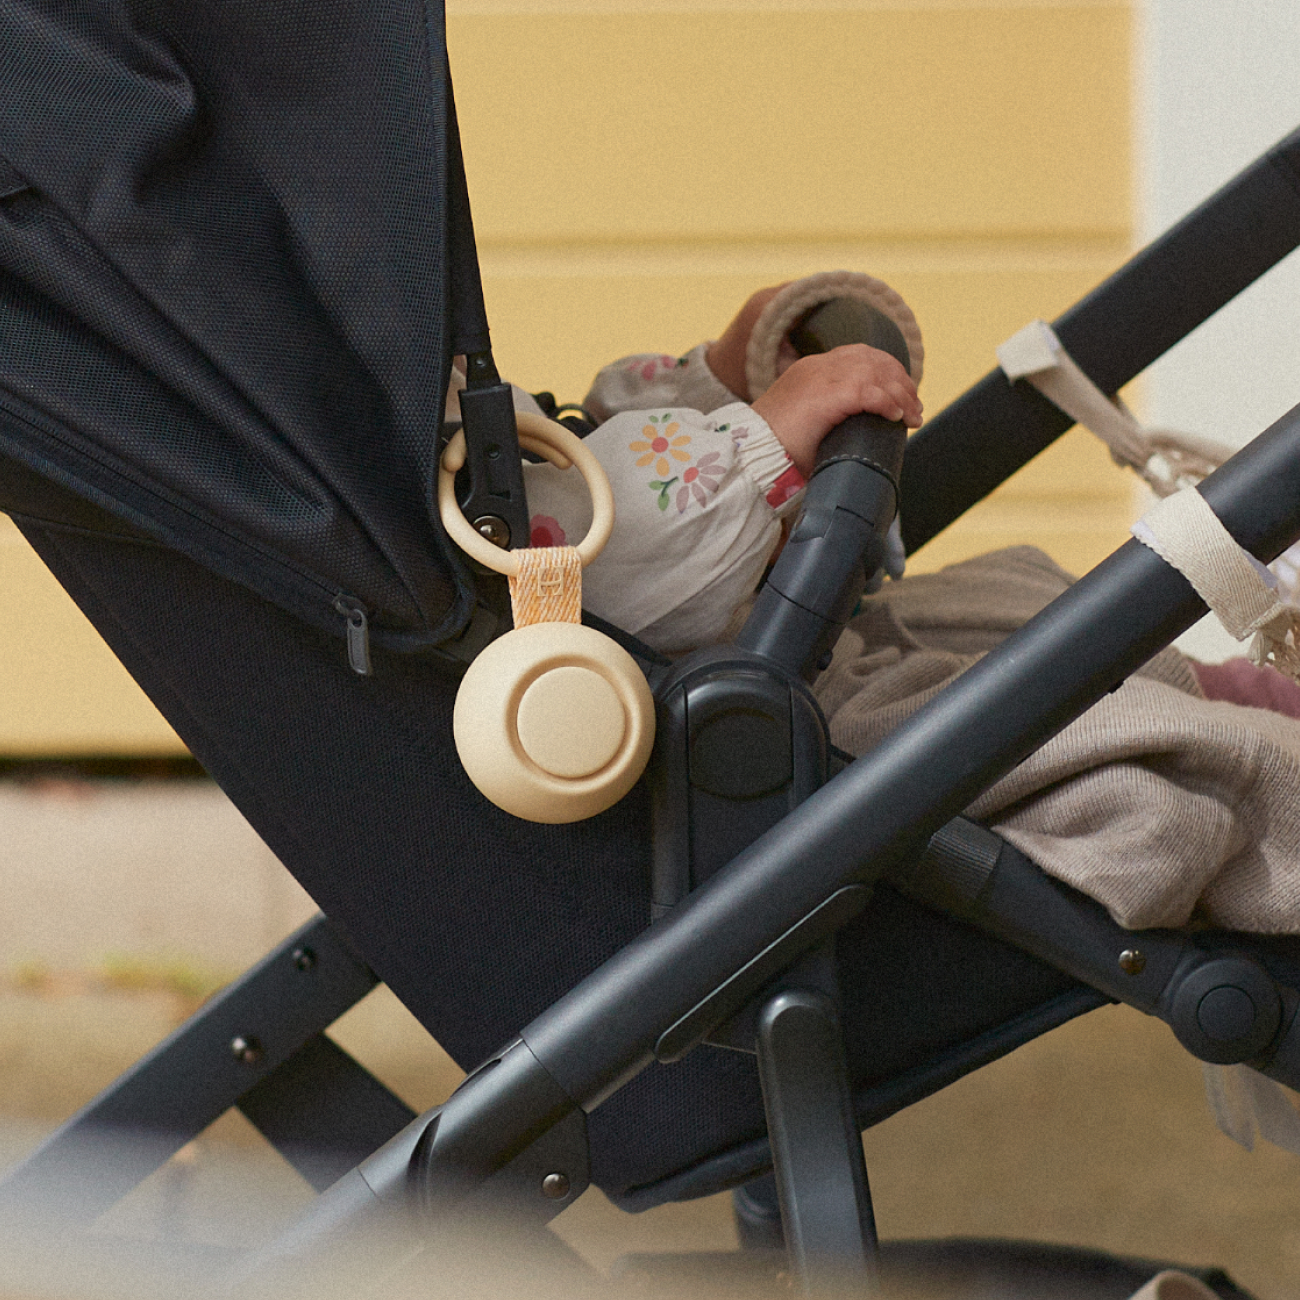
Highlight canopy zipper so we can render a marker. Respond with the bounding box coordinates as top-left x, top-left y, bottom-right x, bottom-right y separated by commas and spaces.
333, 597, 372, 676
